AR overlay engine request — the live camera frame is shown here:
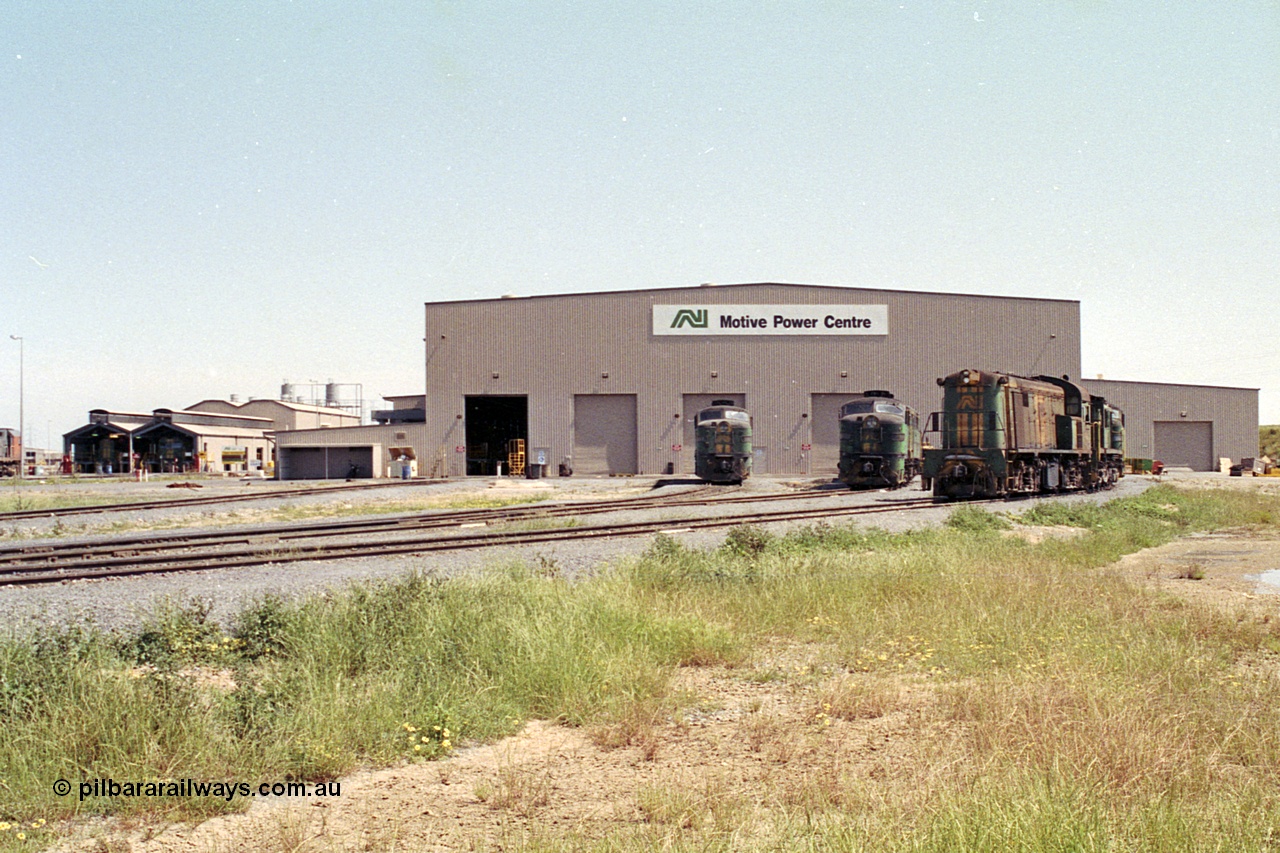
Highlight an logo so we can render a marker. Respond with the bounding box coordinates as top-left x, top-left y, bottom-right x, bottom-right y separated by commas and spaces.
670, 308, 708, 329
